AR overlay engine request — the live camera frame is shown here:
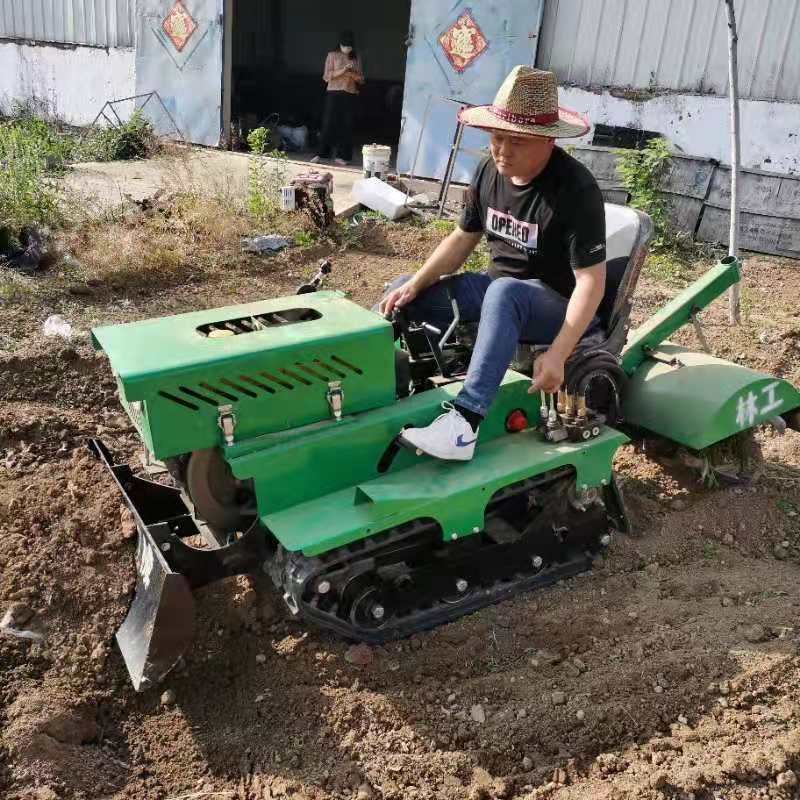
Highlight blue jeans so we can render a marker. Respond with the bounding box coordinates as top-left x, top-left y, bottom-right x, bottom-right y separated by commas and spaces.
382, 273, 601, 417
